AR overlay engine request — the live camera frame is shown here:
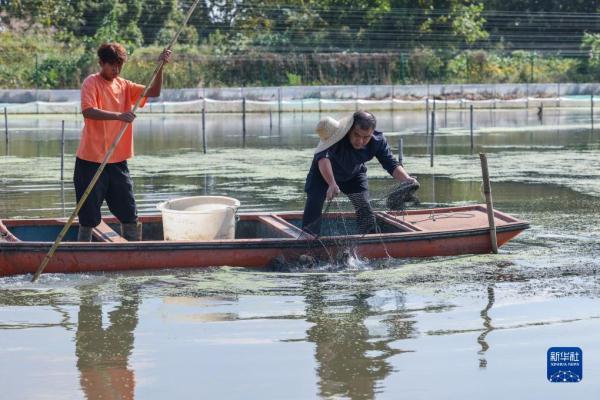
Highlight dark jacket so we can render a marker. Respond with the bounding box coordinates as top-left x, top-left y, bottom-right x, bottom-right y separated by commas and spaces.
305, 130, 399, 192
